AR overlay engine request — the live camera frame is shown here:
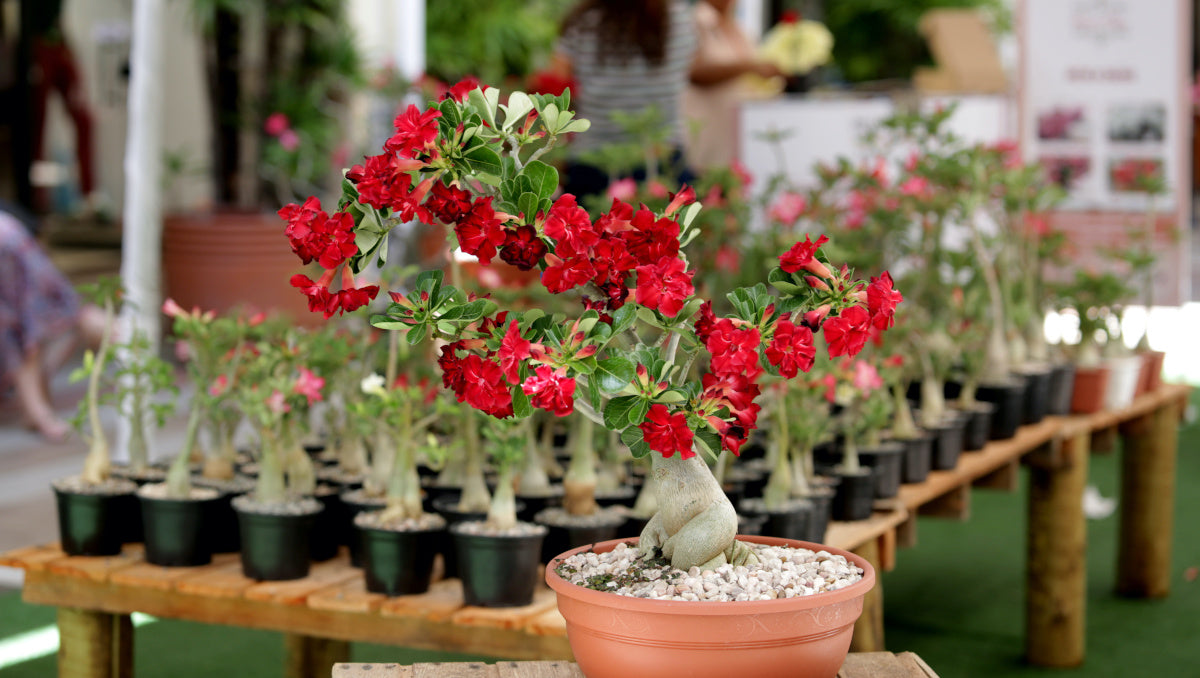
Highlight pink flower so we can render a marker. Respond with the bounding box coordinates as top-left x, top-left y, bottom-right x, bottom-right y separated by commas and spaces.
852, 360, 883, 391
162, 298, 188, 318
266, 389, 291, 415
899, 176, 930, 198
768, 192, 807, 225
264, 112, 290, 136
278, 129, 300, 151
607, 178, 637, 202
208, 375, 229, 398
293, 367, 325, 405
